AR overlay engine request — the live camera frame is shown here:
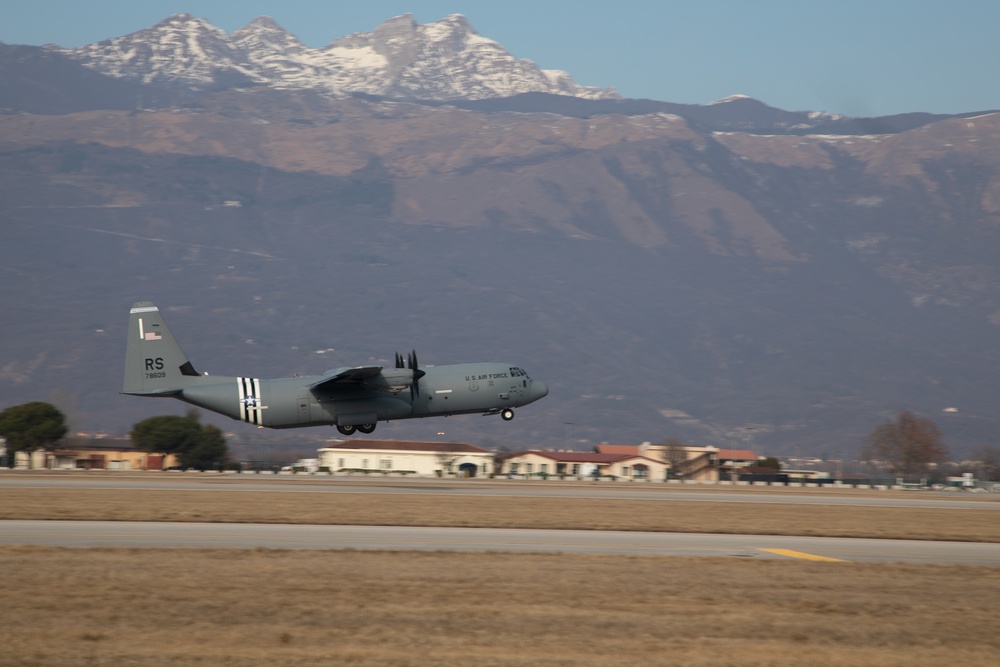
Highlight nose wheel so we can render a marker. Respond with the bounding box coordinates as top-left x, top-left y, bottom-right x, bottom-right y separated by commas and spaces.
501, 408, 515, 421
